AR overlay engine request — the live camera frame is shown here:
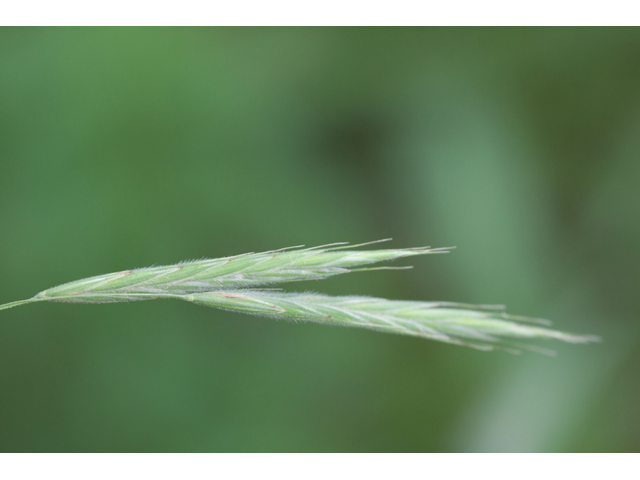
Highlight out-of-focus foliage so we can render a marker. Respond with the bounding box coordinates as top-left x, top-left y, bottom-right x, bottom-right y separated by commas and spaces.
0, 27, 638, 452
